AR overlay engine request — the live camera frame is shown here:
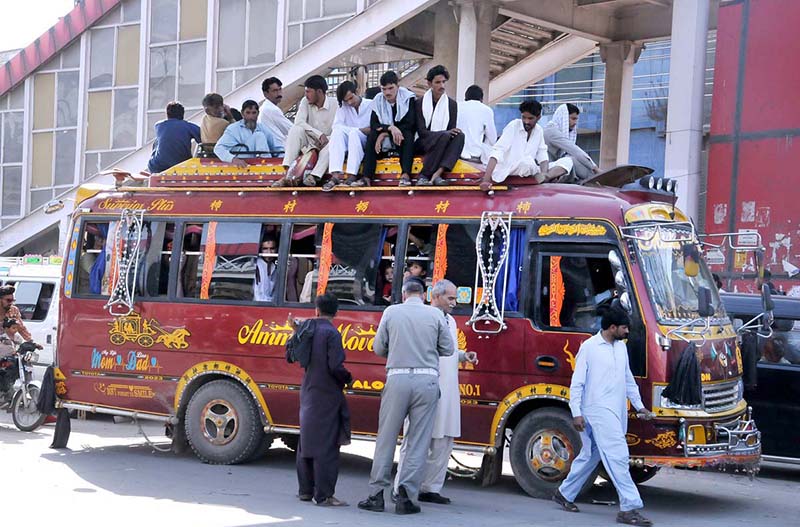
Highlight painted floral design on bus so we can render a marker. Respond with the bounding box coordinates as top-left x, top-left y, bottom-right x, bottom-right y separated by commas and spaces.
108, 312, 191, 349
